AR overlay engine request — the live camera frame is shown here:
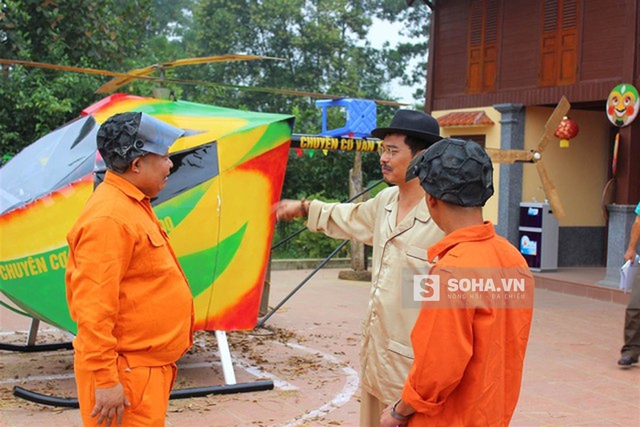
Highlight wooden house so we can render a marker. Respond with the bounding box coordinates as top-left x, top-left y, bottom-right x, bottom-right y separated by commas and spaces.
423, 0, 639, 280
